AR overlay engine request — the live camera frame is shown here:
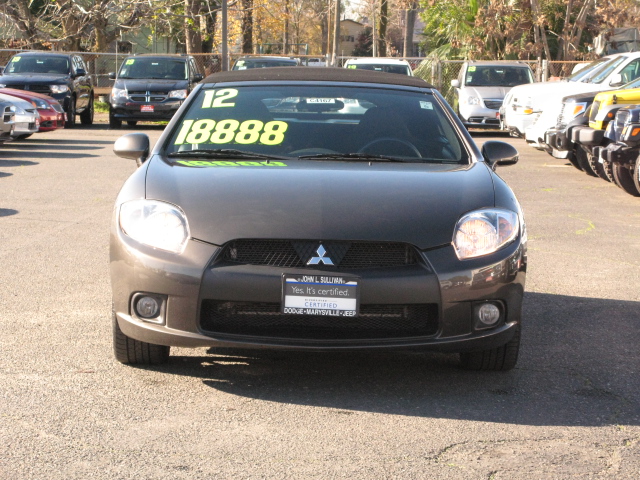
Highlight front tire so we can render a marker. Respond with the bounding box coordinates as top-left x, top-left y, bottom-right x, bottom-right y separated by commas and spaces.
112, 312, 170, 365
612, 161, 640, 197
80, 95, 94, 125
64, 97, 76, 129
460, 326, 520, 371
576, 147, 598, 177
109, 111, 122, 129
